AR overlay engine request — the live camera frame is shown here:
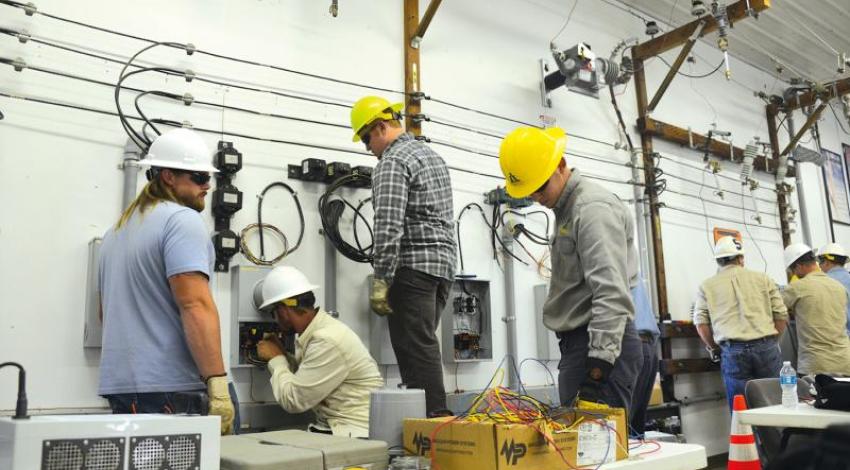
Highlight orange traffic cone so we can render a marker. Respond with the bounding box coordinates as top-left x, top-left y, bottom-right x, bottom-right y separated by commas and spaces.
728, 394, 761, 470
